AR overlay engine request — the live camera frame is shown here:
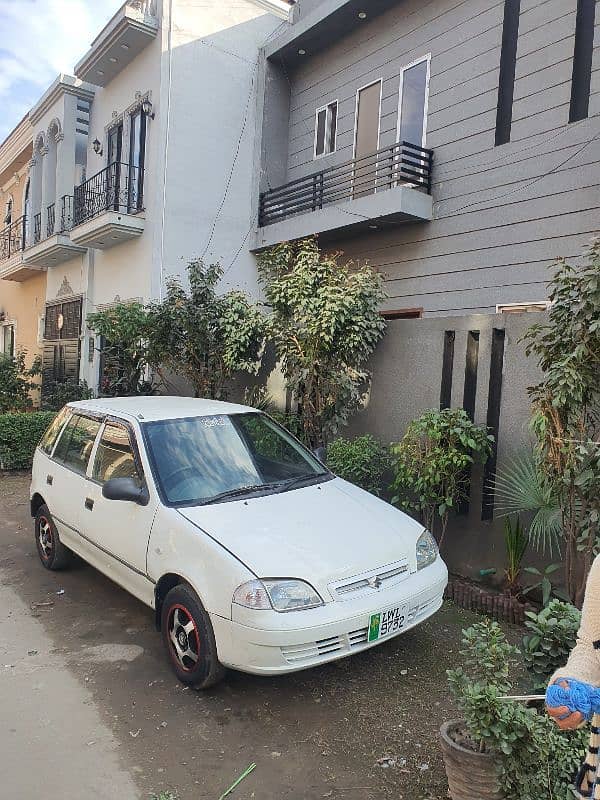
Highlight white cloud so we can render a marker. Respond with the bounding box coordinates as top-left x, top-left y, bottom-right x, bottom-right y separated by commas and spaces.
0, 0, 122, 139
